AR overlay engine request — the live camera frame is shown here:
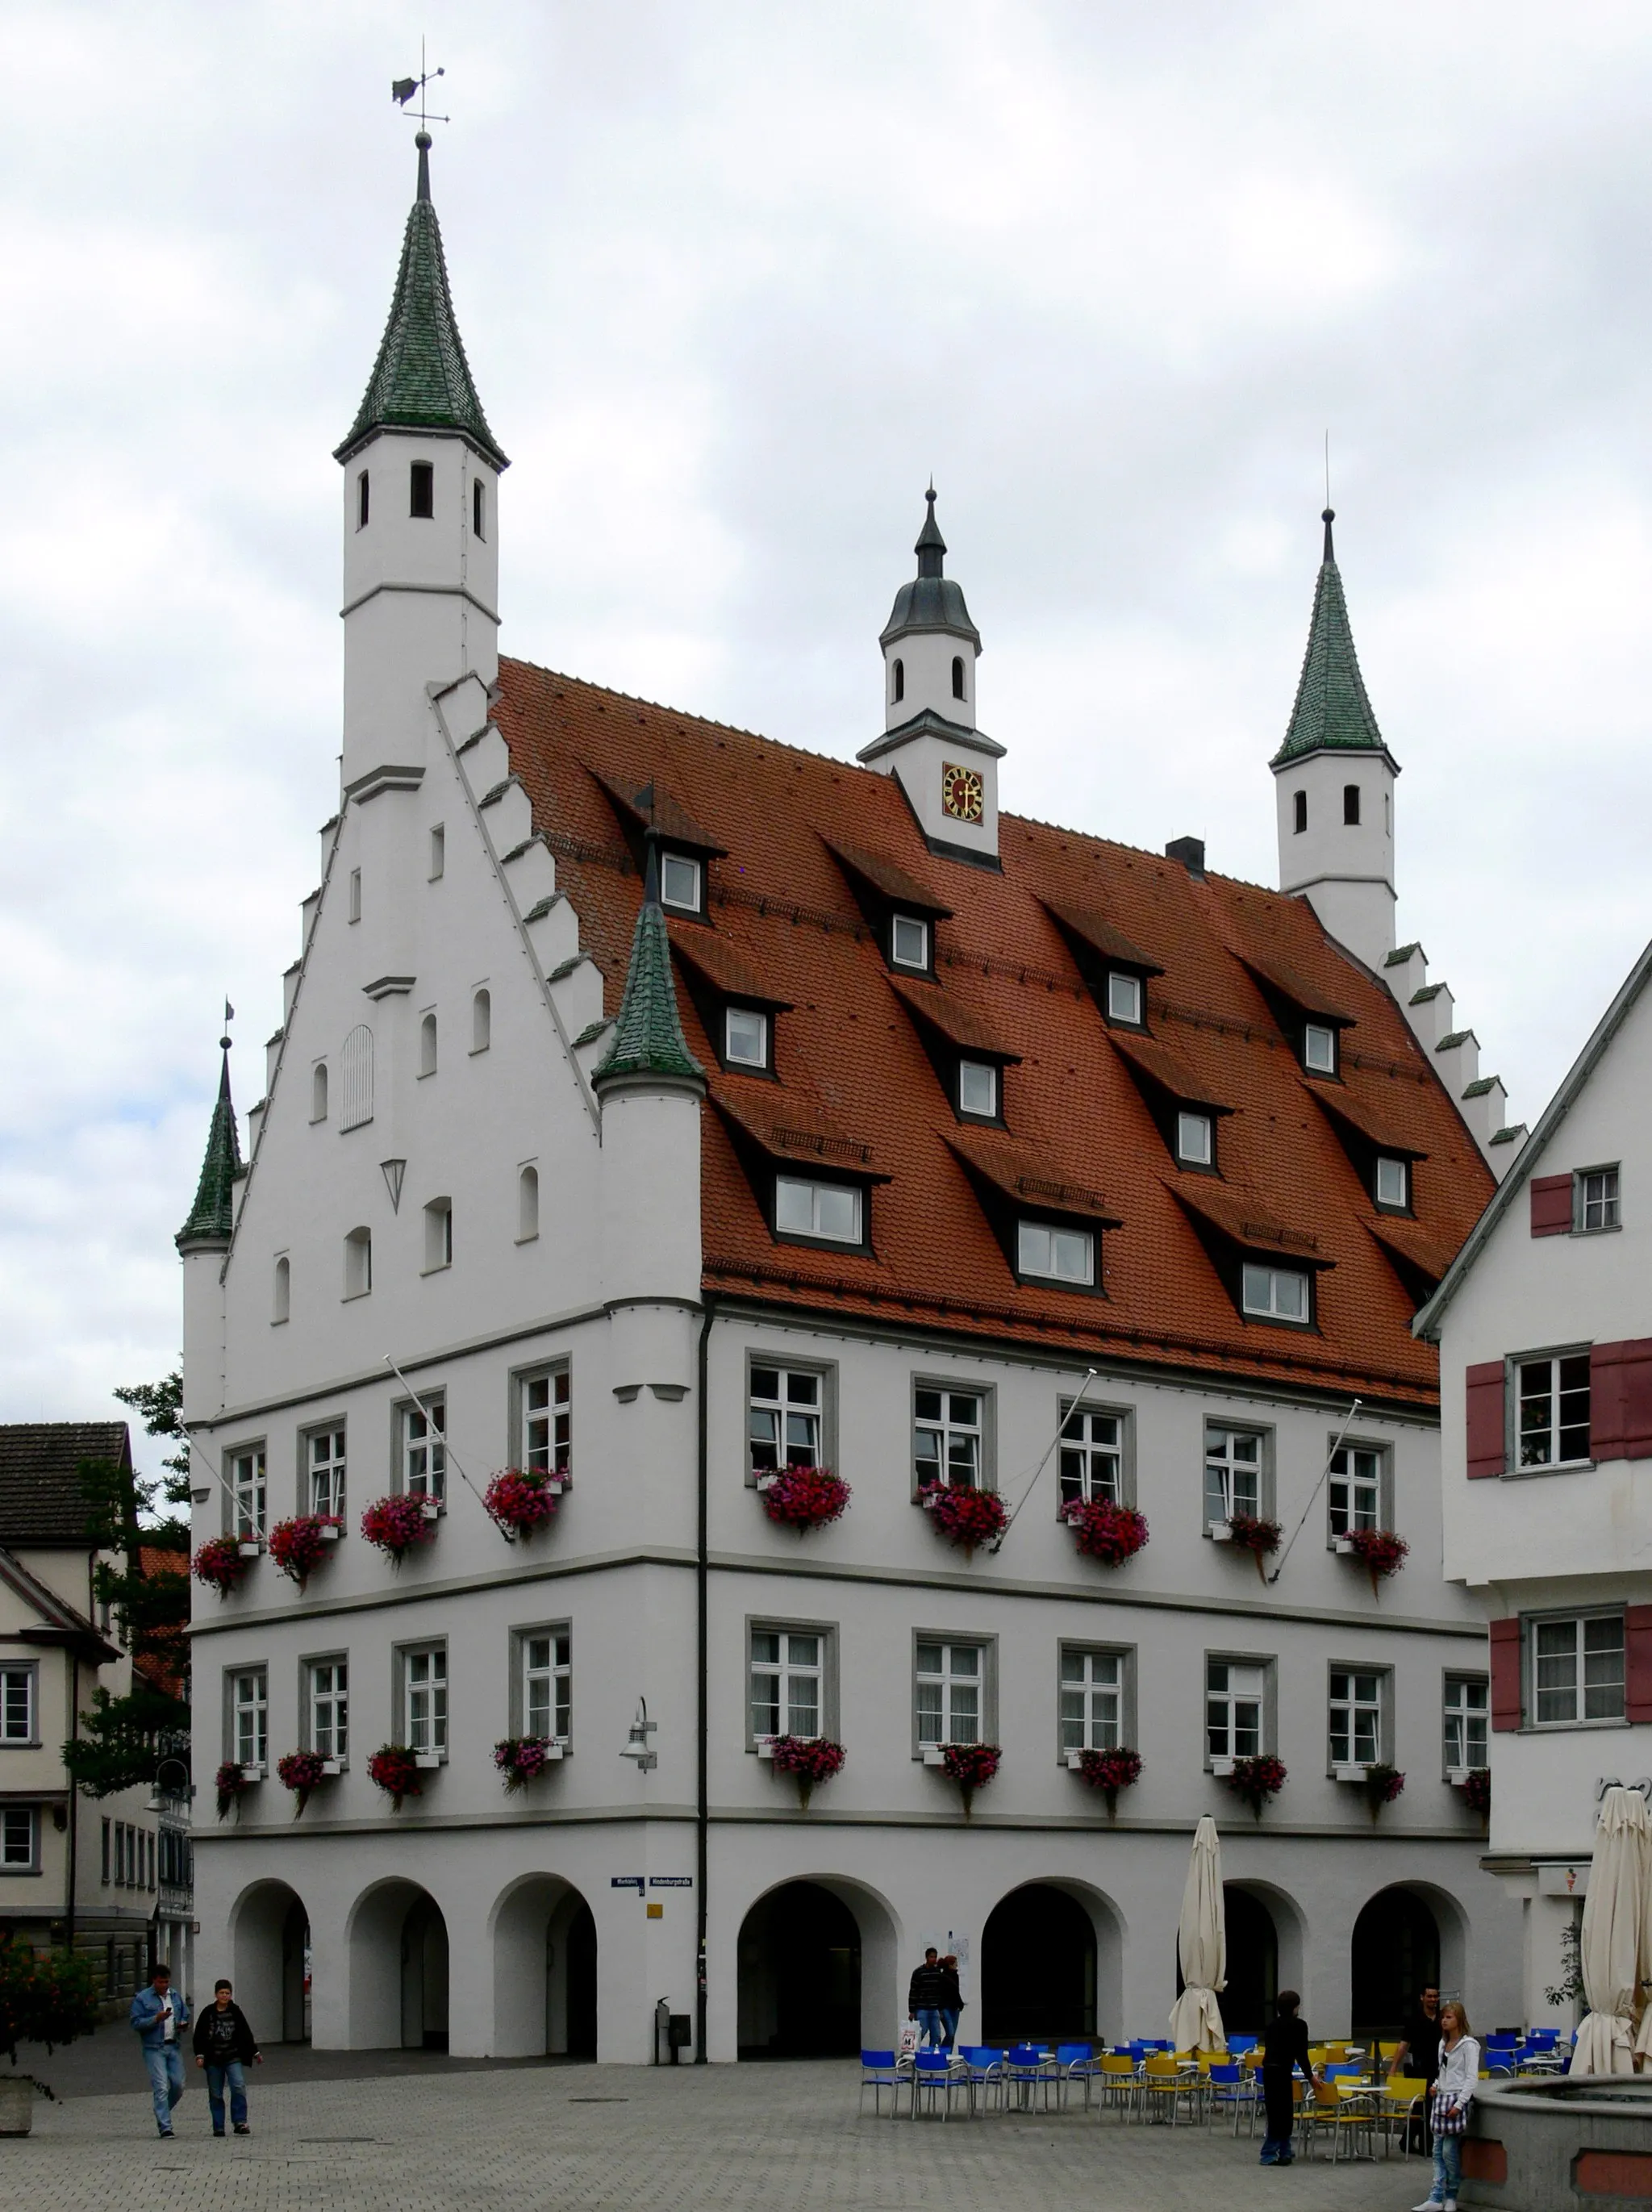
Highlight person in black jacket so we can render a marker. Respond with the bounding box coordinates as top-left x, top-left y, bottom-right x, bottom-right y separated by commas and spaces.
1258, 1990, 1321, 2167
937, 1955, 963, 2050
191, 1979, 262, 2136
907, 1949, 949, 2049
